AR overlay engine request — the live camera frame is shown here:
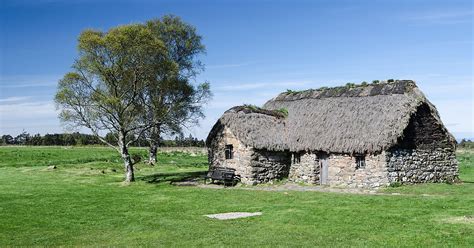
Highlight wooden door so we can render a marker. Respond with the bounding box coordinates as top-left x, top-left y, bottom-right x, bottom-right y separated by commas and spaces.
319, 153, 329, 185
